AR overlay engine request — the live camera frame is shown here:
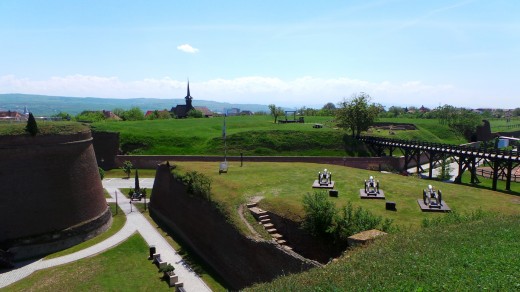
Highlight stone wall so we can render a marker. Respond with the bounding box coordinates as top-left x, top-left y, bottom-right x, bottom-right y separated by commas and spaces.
117, 155, 403, 171
0, 131, 110, 259
92, 131, 120, 170
149, 163, 319, 290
